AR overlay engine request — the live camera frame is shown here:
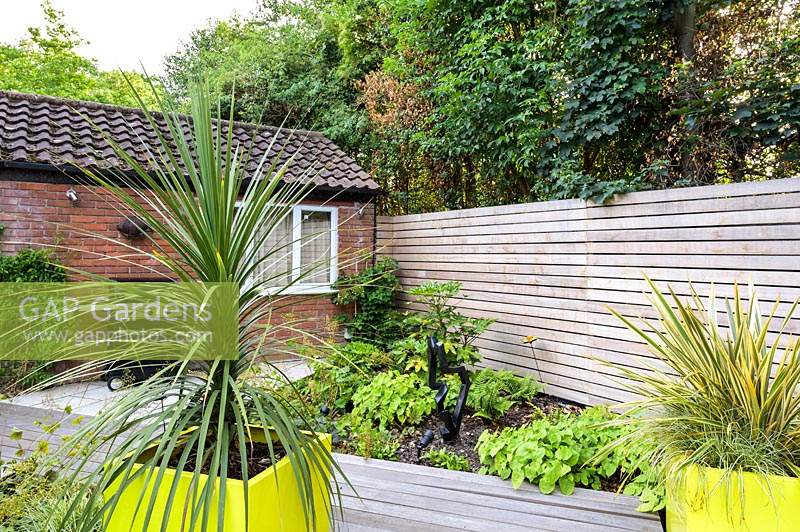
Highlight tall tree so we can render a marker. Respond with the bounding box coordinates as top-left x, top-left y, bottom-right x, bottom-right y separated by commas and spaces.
0, 1, 160, 107
165, 0, 800, 214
